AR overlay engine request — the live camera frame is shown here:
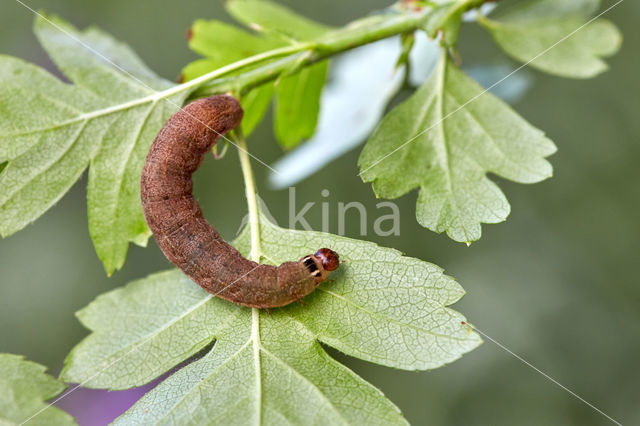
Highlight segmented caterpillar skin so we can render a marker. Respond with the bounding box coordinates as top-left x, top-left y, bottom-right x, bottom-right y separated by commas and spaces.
140, 95, 339, 308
